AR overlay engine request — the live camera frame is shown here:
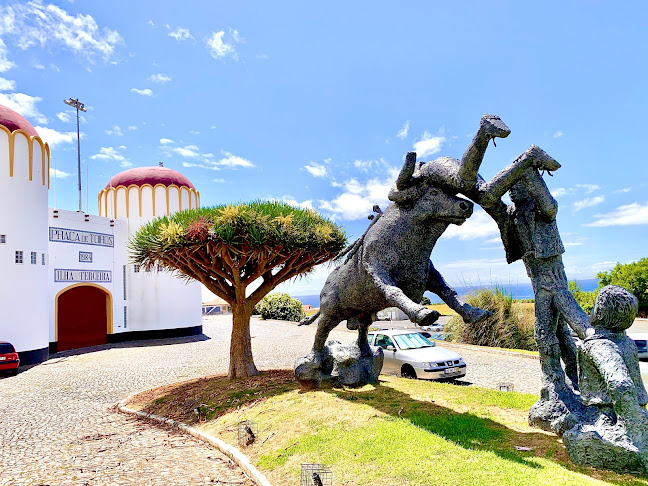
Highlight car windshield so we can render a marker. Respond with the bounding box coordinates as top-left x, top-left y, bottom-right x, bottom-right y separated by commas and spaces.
393, 333, 434, 350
